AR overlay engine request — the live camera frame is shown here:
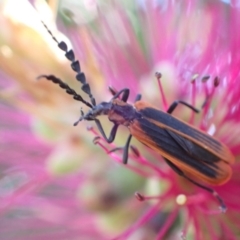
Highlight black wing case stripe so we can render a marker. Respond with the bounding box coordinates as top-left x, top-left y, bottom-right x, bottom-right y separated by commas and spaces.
165, 128, 194, 155
137, 117, 219, 179
165, 129, 219, 164
140, 107, 222, 152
